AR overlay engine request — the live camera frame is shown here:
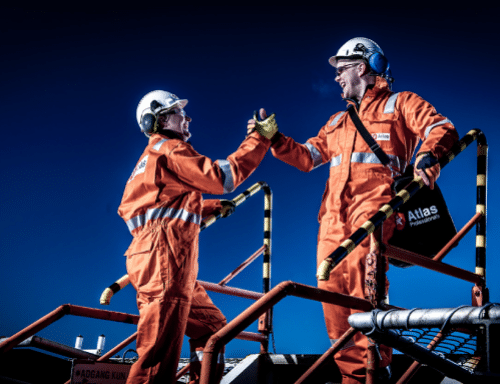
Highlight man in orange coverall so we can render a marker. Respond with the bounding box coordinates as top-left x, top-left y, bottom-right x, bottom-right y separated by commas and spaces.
118, 90, 276, 384
266, 38, 459, 383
